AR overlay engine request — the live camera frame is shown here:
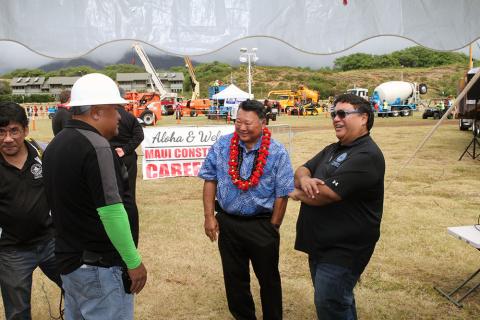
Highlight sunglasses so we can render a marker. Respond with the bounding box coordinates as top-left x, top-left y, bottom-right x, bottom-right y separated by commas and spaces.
330, 110, 362, 119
